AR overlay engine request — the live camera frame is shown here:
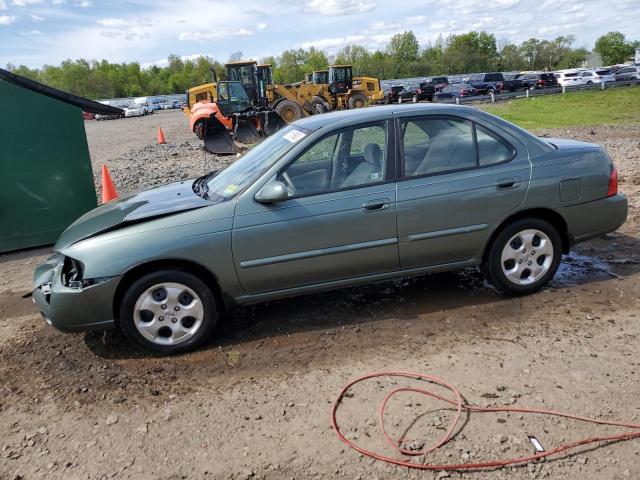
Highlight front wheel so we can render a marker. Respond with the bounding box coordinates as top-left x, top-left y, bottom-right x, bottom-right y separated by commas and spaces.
485, 218, 562, 296
119, 270, 218, 354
